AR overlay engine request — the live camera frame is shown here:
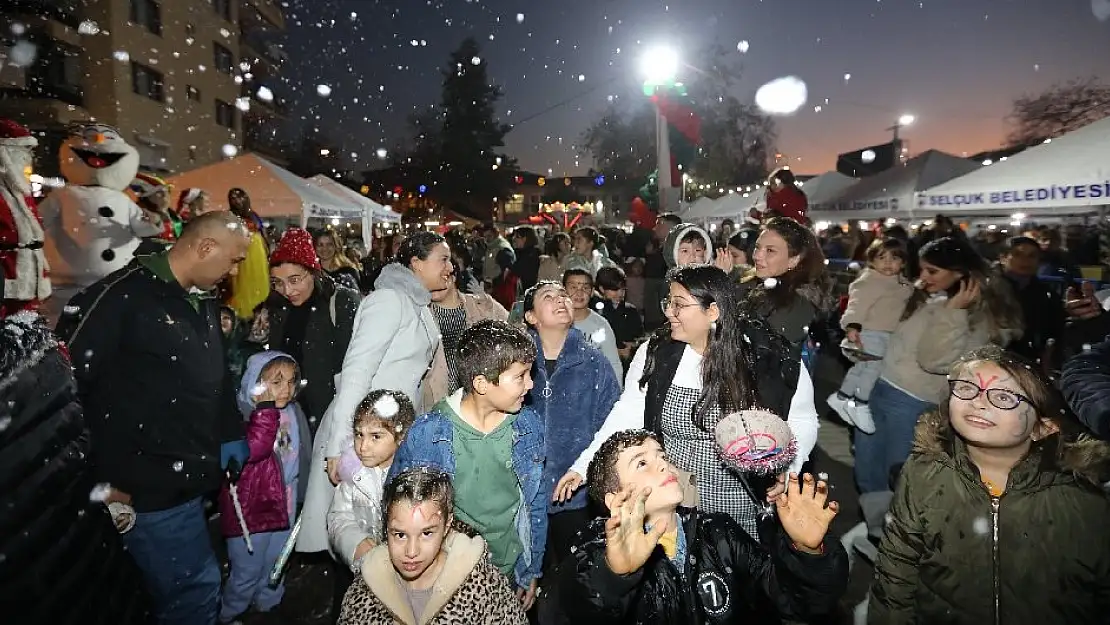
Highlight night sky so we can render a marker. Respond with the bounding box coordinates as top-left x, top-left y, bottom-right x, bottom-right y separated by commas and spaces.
282, 0, 1110, 177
